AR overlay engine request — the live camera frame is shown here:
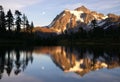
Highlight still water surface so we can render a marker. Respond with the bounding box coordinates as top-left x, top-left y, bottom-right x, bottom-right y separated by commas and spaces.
0, 46, 120, 82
